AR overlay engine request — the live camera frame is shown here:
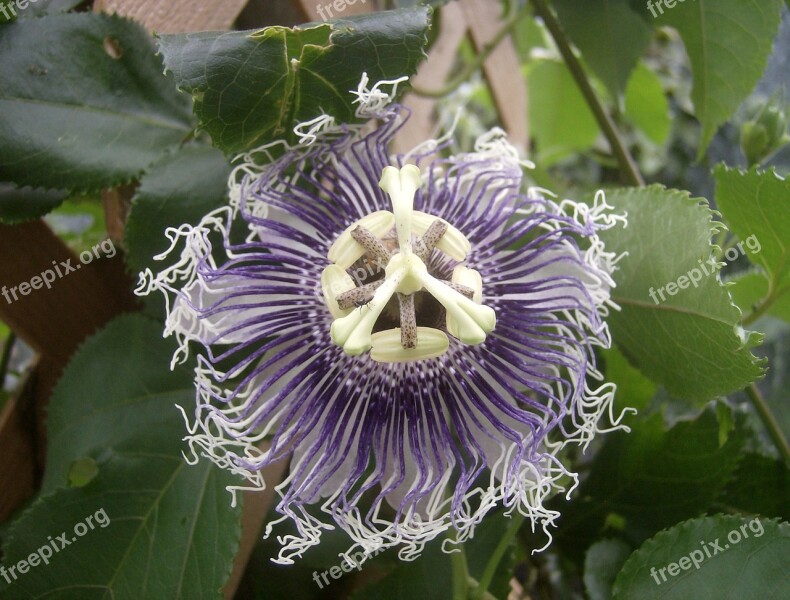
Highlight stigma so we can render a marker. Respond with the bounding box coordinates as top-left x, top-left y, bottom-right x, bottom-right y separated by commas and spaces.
321, 165, 496, 362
